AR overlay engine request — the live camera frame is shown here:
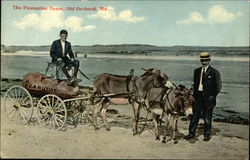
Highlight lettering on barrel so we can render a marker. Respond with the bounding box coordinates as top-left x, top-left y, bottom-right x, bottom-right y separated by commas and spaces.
24, 80, 56, 93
